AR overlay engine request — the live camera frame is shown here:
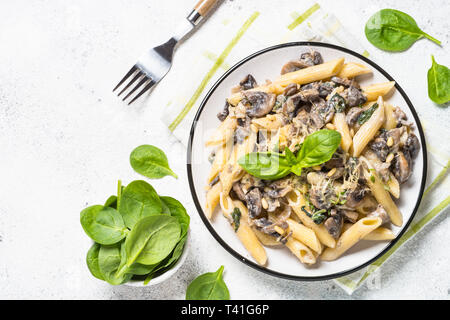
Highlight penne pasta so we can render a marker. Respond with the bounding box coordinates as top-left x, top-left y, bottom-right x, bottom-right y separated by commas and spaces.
361, 81, 396, 101
321, 217, 382, 261
286, 219, 322, 253
205, 116, 237, 146
207, 144, 231, 183
360, 157, 403, 226
220, 195, 267, 266
352, 96, 385, 157
285, 237, 317, 265
287, 191, 336, 248
332, 113, 352, 152
342, 223, 396, 241
337, 62, 372, 79
205, 181, 222, 219
383, 103, 398, 130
